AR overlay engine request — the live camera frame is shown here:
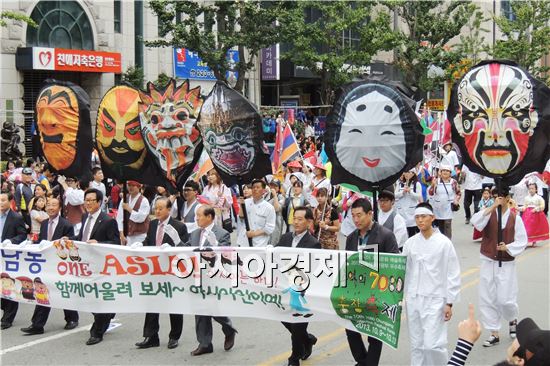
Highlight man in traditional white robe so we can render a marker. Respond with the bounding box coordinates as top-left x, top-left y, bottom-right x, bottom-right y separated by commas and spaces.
470, 188, 527, 347
403, 202, 461, 366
